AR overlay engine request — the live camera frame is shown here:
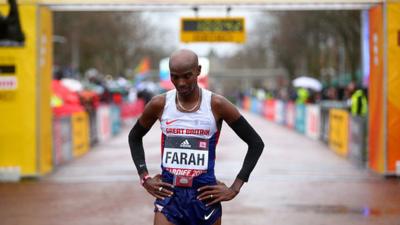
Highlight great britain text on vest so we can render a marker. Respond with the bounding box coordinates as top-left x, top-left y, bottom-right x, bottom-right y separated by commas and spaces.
166, 128, 210, 136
